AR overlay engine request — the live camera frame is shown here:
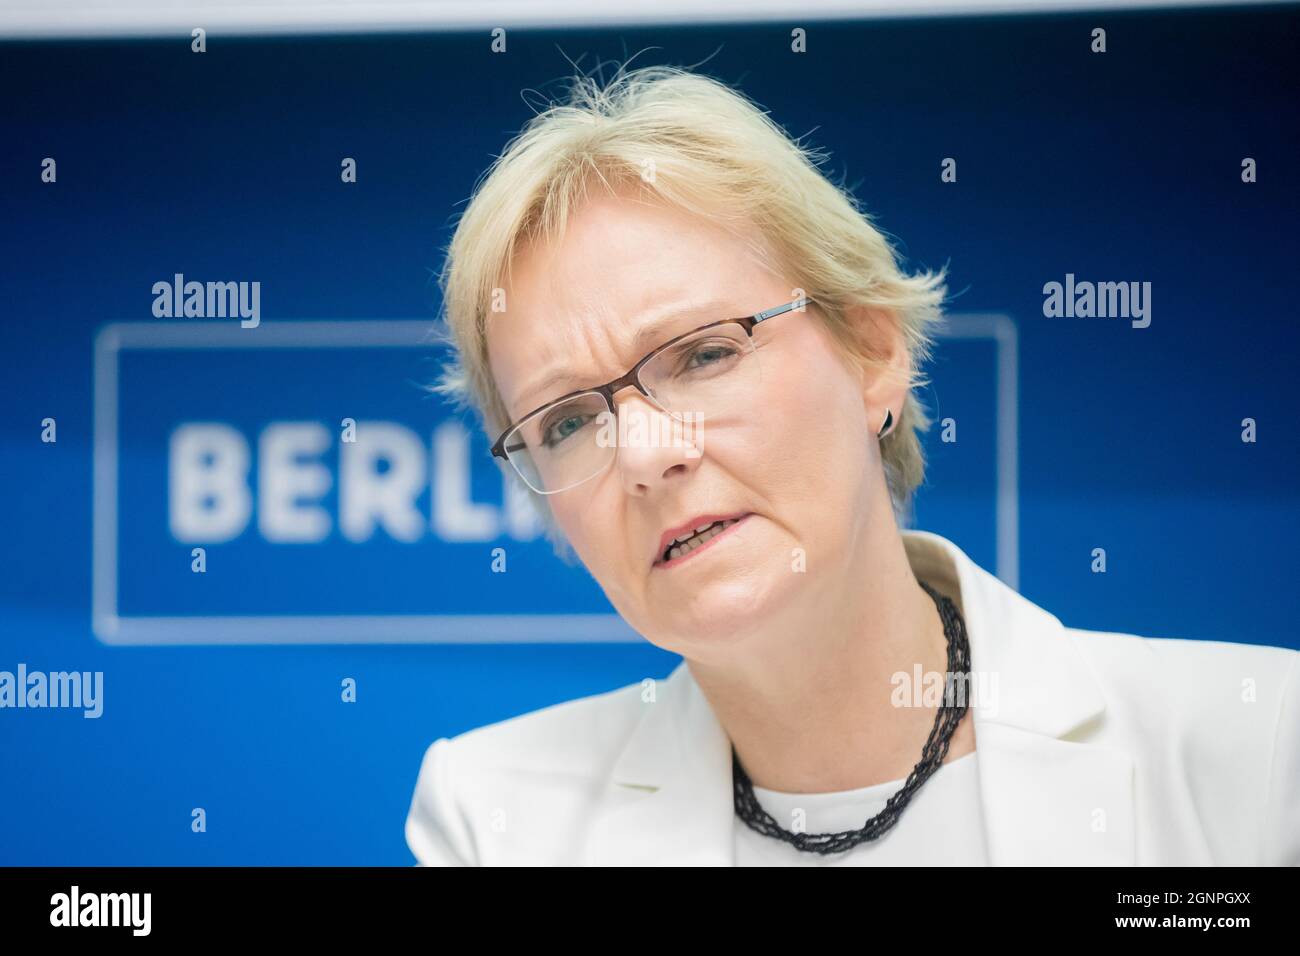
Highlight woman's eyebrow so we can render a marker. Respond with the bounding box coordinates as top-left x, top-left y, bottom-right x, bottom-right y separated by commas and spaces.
513, 298, 739, 416
512, 367, 584, 417
630, 298, 736, 353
